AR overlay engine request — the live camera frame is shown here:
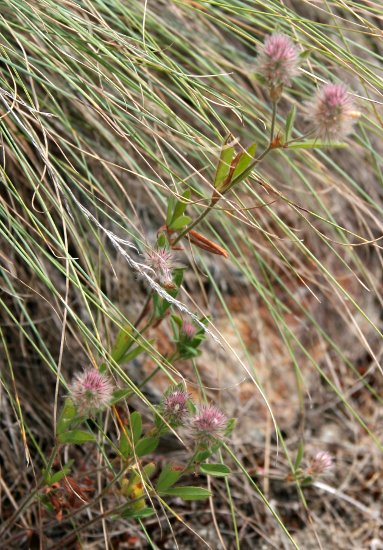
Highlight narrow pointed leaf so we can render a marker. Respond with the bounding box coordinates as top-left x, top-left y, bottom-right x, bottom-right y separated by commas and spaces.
58, 430, 96, 444
200, 463, 231, 477
111, 325, 133, 363
287, 140, 347, 149
135, 436, 159, 457
119, 433, 132, 458
172, 189, 191, 221
121, 507, 155, 519
285, 106, 296, 142
119, 343, 151, 364
156, 465, 183, 492
166, 196, 176, 226
214, 136, 235, 190
160, 486, 212, 500
232, 143, 257, 181
294, 441, 304, 470
169, 215, 192, 231
130, 411, 142, 443
57, 398, 76, 434
110, 388, 132, 405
